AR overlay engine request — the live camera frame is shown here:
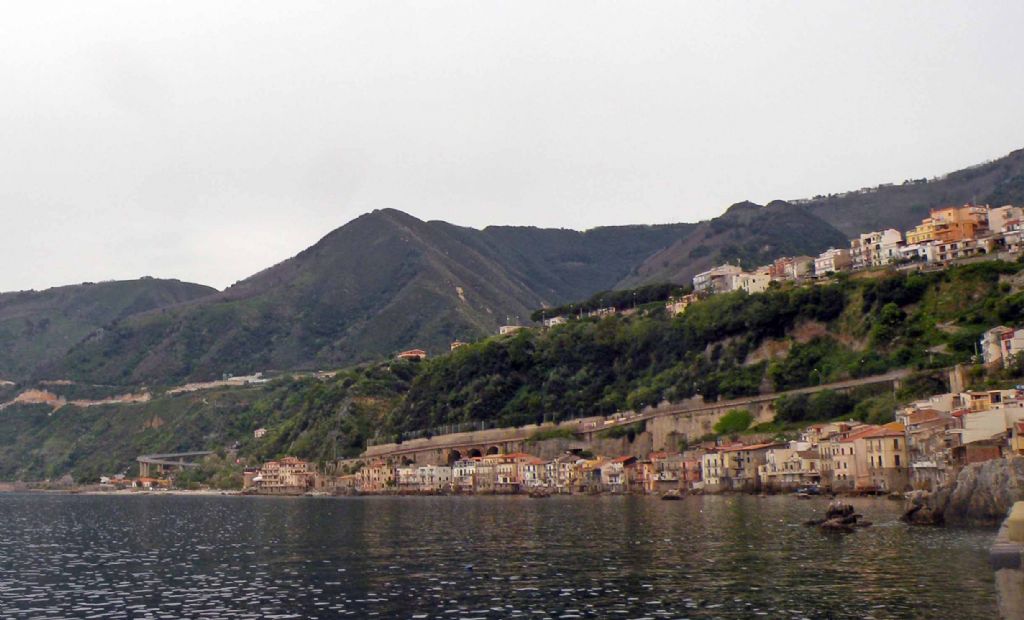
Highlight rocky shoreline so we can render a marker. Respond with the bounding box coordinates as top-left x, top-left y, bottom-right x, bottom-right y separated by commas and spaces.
904, 457, 1024, 527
